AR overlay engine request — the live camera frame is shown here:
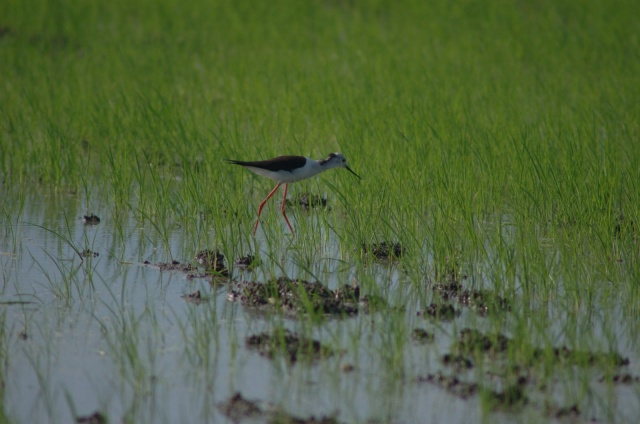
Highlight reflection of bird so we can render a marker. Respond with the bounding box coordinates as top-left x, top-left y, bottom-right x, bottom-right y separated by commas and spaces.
227, 152, 361, 235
